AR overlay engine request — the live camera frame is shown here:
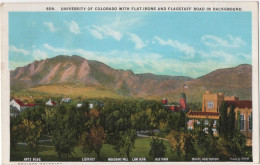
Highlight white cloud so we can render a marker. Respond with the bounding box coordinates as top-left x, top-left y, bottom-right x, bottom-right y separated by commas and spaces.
43, 44, 95, 58
88, 29, 103, 39
9, 61, 31, 70
90, 51, 165, 74
88, 25, 122, 41
87, 15, 143, 41
40, 44, 250, 78
201, 35, 245, 48
154, 36, 195, 59
101, 50, 237, 78
9, 46, 233, 77
199, 50, 251, 65
65, 21, 80, 35
87, 14, 144, 41
32, 49, 49, 60
43, 22, 57, 32
9, 45, 29, 55
40, 44, 202, 77
44, 44, 69, 53
101, 14, 145, 32
237, 53, 251, 60
209, 51, 233, 63
127, 32, 146, 50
